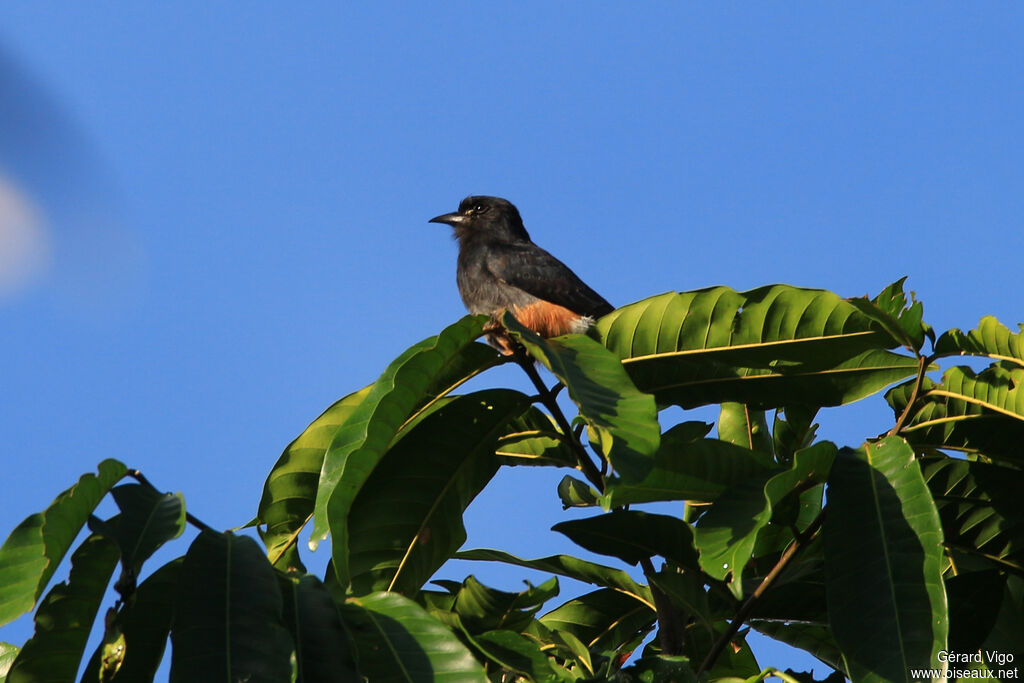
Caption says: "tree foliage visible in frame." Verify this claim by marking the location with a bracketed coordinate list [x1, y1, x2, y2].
[2, 279, 1022, 682]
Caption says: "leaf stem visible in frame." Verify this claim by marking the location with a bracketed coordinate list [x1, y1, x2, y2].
[128, 469, 215, 533]
[888, 353, 933, 437]
[696, 512, 824, 676]
[512, 349, 606, 493]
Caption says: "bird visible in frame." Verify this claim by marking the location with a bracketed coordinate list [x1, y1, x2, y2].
[430, 196, 613, 354]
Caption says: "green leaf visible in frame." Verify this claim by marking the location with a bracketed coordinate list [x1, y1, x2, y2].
[539, 588, 655, 654]
[279, 574, 361, 682]
[494, 409, 577, 468]
[600, 424, 771, 508]
[557, 475, 600, 508]
[751, 622, 846, 675]
[846, 277, 927, 352]
[503, 312, 661, 482]
[259, 385, 373, 571]
[935, 315, 1024, 367]
[718, 403, 771, 455]
[824, 436, 947, 683]
[595, 286, 919, 409]
[170, 531, 293, 683]
[90, 484, 186, 575]
[80, 558, 181, 683]
[340, 591, 487, 682]
[344, 389, 532, 595]
[621, 654, 698, 683]
[921, 456, 1024, 573]
[7, 534, 119, 683]
[0, 459, 127, 628]
[553, 510, 698, 569]
[464, 629, 554, 681]
[449, 575, 559, 634]
[694, 443, 834, 599]
[945, 569, 1005, 655]
[453, 548, 652, 606]
[310, 315, 495, 554]
[0, 643, 17, 682]
[889, 363, 1024, 464]
[771, 405, 818, 465]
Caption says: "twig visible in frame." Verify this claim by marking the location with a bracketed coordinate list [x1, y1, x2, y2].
[128, 469, 215, 533]
[512, 348, 606, 492]
[888, 353, 932, 437]
[640, 557, 687, 655]
[697, 512, 825, 676]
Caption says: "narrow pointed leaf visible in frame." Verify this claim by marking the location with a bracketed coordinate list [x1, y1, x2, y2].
[340, 591, 487, 682]
[90, 484, 186, 575]
[539, 588, 655, 654]
[259, 385, 373, 571]
[935, 315, 1024, 367]
[170, 531, 293, 683]
[343, 389, 532, 595]
[310, 315, 496, 553]
[279, 574, 361, 682]
[595, 286, 918, 409]
[600, 423, 774, 508]
[503, 312, 660, 482]
[453, 548, 652, 605]
[889, 363, 1024, 464]
[553, 510, 698, 569]
[824, 437, 947, 683]
[7, 535, 119, 683]
[0, 459, 127, 627]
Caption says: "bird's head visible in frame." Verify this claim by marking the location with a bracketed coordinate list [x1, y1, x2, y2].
[429, 196, 531, 243]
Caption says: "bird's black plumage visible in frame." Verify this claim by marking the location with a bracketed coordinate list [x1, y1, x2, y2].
[430, 196, 612, 350]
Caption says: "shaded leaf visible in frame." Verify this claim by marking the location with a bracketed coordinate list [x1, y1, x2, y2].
[311, 316, 495, 566]
[89, 484, 186, 576]
[0, 459, 127, 628]
[340, 591, 487, 682]
[504, 312, 661, 482]
[279, 574, 361, 682]
[7, 535, 119, 683]
[601, 424, 770, 508]
[751, 622, 845, 675]
[454, 548, 652, 605]
[945, 569, 1005, 655]
[824, 437, 947, 683]
[449, 575, 558, 634]
[494, 409, 577, 468]
[170, 531, 293, 683]
[935, 315, 1024, 367]
[772, 405, 818, 465]
[464, 629, 553, 681]
[718, 403, 771, 455]
[344, 389, 531, 595]
[889, 363, 1024, 464]
[557, 475, 600, 509]
[553, 510, 698, 569]
[620, 654, 697, 683]
[540, 588, 655, 655]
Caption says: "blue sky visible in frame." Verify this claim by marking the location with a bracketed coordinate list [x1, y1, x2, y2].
[1, 3, 1023, 677]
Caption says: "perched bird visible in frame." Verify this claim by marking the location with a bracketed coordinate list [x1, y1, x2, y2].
[430, 196, 613, 353]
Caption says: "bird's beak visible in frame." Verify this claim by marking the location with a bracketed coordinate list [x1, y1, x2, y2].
[429, 211, 466, 227]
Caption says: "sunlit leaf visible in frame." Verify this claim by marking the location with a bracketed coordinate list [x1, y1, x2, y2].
[824, 437, 947, 683]
[846, 277, 927, 352]
[504, 312, 660, 482]
[540, 588, 655, 655]
[718, 403, 771, 454]
[935, 315, 1024, 367]
[0, 459, 127, 628]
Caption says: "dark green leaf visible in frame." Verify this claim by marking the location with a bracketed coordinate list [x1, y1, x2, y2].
[539, 588, 655, 655]
[464, 629, 554, 680]
[601, 424, 770, 508]
[340, 591, 487, 682]
[557, 475, 600, 509]
[621, 654, 697, 683]
[280, 574, 361, 682]
[553, 510, 698, 569]
[311, 316, 496, 569]
[824, 436, 947, 683]
[453, 548, 652, 605]
[0, 460, 126, 628]
[772, 405, 818, 465]
[595, 286, 918, 409]
[494, 409, 577, 468]
[90, 484, 186, 575]
[751, 622, 845, 675]
[946, 569, 1005, 655]
[170, 531, 293, 683]
[504, 312, 661, 482]
[344, 389, 531, 595]
[449, 575, 558, 634]
[8, 534, 119, 683]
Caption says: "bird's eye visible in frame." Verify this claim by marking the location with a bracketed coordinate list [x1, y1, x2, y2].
[473, 204, 486, 214]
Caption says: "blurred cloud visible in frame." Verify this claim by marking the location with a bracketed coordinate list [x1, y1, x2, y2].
[0, 41, 142, 314]
[0, 172, 49, 298]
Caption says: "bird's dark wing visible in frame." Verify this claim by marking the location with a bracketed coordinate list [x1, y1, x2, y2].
[486, 243, 613, 318]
